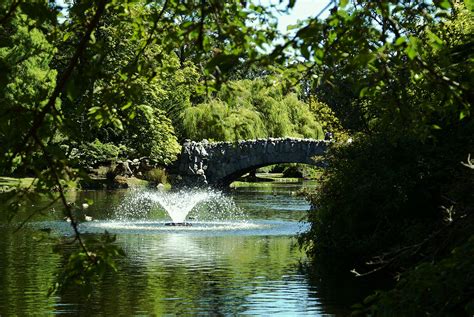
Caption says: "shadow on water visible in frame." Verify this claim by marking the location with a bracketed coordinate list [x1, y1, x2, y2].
[296, 258, 395, 316]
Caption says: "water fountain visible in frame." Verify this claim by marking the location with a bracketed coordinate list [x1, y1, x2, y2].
[17, 181, 328, 316]
[32, 187, 308, 237]
[149, 189, 216, 226]
[116, 188, 242, 225]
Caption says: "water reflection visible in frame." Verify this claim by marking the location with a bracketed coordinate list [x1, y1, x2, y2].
[54, 234, 322, 316]
[0, 183, 365, 316]
[0, 227, 59, 315]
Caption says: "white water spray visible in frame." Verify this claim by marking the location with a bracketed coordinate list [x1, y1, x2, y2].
[149, 189, 218, 223]
[116, 188, 244, 224]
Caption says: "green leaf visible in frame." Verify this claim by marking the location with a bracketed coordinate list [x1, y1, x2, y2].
[428, 32, 443, 45]
[465, 0, 474, 11]
[111, 118, 123, 130]
[328, 32, 337, 44]
[63, 32, 72, 41]
[329, 17, 339, 27]
[121, 101, 132, 111]
[296, 63, 307, 72]
[435, 0, 452, 9]
[88, 106, 101, 115]
[287, 23, 299, 31]
[315, 49, 324, 60]
[340, 0, 349, 8]
[405, 36, 420, 60]
[89, 31, 96, 44]
[394, 37, 406, 46]
[427, 31, 444, 49]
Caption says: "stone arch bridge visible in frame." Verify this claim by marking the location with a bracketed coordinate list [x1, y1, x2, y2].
[173, 138, 330, 187]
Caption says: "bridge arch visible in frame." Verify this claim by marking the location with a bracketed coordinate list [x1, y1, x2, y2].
[174, 138, 330, 187]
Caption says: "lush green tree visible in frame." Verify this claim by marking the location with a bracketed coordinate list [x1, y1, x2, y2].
[0, 8, 59, 175]
[182, 99, 267, 141]
[55, 2, 200, 164]
[183, 78, 324, 141]
[292, 1, 472, 136]
[125, 106, 181, 164]
[308, 97, 348, 141]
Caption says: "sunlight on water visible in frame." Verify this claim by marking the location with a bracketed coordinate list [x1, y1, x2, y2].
[32, 219, 308, 237]
[89, 220, 261, 231]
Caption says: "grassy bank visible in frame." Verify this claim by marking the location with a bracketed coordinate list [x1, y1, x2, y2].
[0, 177, 36, 191]
[0, 176, 156, 192]
[230, 173, 313, 188]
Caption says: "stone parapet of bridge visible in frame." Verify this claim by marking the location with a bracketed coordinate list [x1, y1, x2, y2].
[174, 137, 330, 187]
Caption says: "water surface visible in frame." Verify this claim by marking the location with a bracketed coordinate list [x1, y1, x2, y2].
[0, 182, 365, 316]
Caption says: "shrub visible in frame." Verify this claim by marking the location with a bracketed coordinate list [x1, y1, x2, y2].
[300, 129, 473, 263]
[145, 168, 168, 184]
[70, 140, 125, 168]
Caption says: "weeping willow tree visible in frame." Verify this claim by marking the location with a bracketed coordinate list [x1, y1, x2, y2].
[182, 99, 267, 141]
[182, 78, 324, 141]
[182, 100, 230, 141]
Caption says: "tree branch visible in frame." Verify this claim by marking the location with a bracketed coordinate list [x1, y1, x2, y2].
[0, 0, 22, 25]
[131, 0, 169, 66]
[33, 133, 93, 263]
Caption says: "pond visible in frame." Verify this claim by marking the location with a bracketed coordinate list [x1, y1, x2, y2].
[0, 181, 370, 316]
